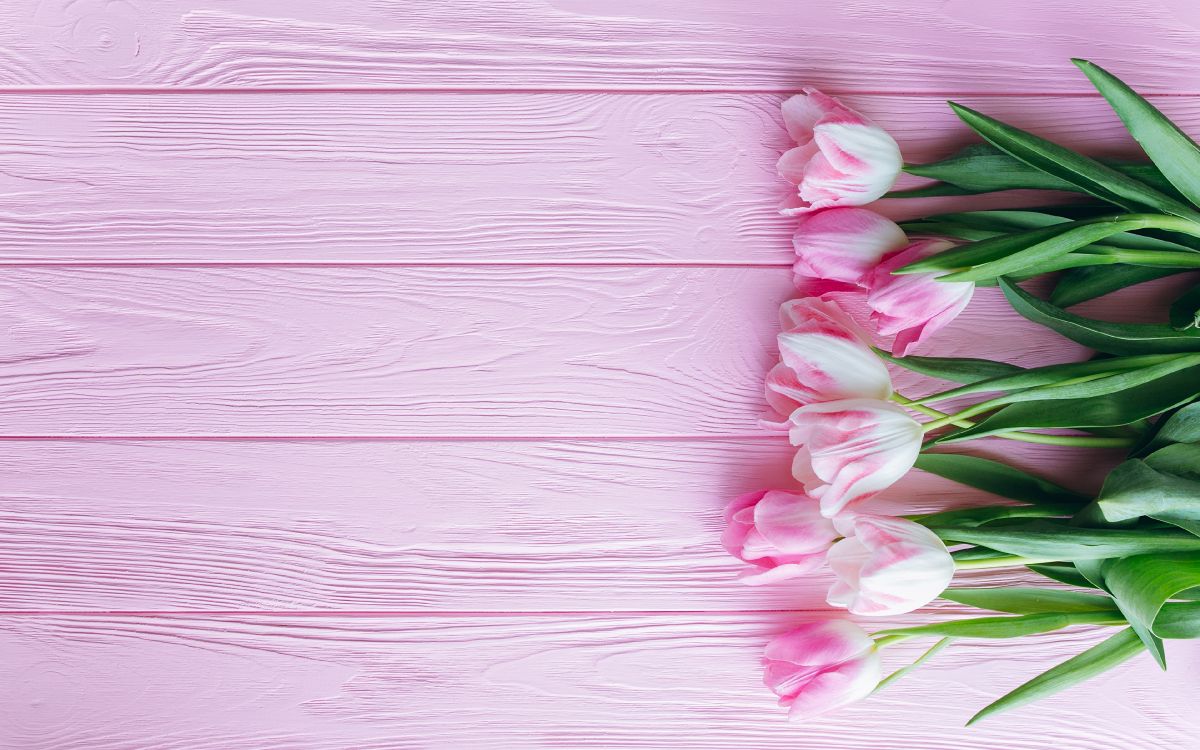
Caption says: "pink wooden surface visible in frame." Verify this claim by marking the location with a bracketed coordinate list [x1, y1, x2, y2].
[2, 1, 1200, 747]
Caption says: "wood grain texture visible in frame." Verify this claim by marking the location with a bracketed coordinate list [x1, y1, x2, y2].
[2, 267, 1180, 437]
[1, 0, 1199, 90]
[0, 437, 1114, 613]
[3, 612, 1198, 749]
[6, 93, 1200, 263]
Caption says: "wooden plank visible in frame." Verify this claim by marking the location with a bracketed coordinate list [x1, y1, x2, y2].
[0, 1, 1197, 91]
[0, 266, 1174, 437]
[0, 437, 1111, 613]
[4, 93, 1200, 263]
[2, 612, 1196, 748]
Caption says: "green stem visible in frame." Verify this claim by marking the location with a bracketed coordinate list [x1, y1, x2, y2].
[954, 554, 1059, 570]
[1075, 247, 1200, 268]
[895, 393, 1134, 448]
[873, 638, 952, 694]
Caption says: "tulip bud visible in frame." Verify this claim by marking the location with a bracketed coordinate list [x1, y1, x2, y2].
[787, 399, 924, 517]
[868, 239, 975, 356]
[762, 620, 882, 721]
[722, 489, 840, 585]
[765, 298, 893, 418]
[792, 208, 909, 288]
[826, 514, 955, 616]
[777, 89, 902, 214]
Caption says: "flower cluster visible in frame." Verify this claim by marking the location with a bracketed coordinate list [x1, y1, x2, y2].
[724, 61, 1200, 726]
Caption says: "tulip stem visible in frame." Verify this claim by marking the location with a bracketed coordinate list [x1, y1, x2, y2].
[873, 637, 953, 694]
[894, 392, 1134, 448]
[953, 554, 1057, 570]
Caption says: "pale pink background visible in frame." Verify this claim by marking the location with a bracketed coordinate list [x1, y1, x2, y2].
[1, 1, 1199, 747]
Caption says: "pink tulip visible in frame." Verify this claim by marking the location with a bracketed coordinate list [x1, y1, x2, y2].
[787, 399, 924, 517]
[792, 208, 909, 288]
[868, 239, 975, 356]
[826, 514, 955, 616]
[765, 298, 892, 418]
[777, 89, 902, 214]
[722, 489, 841, 585]
[763, 620, 881, 721]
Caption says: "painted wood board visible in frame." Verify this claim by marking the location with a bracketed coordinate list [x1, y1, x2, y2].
[1, 1, 1198, 91]
[3, 613, 1197, 749]
[4, 93, 1200, 264]
[0, 437, 1114, 613]
[3, 268, 1182, 437]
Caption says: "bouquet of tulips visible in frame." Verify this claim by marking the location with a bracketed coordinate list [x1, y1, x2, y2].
[729, 59, 1200, 724]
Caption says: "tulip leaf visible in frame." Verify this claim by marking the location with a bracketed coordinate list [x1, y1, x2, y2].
[939, 587, 1117, 615]
[935, 363, 1200, 442]
[1094, 454, 1200, 526]
[1105, 553, 1200, 639]
[874, 348, 1024, 383]
[931, 522, 1200, 560]
[902, 142, 1183, 198]
[967, 627, 1144, 725]
[1075, 59, 1200, 208]
[948, 102, 1200, 221]
[875, 611, 1120, 640]
[1028, 562, 1101, 589]
[1072, 557, 1166, 668]
[1001, 278, 1200, 354]
[940, 219, 1166, 283]
[885, 182, 976, 199]
[1141, 404, 1200, 453]
[1154, 601, 1200, 639]
[1052, 265, 1187, 307]
[896, 223, 1080, 275]
[913, 453, 1088, 508]
[1169, 283, 1200, 331]
[921, 353, 1180, 404]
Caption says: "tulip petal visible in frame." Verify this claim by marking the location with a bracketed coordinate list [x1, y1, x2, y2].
[785, 651, 882, 722]
[753, 490, 839, 555]
[764, 620, 874, 666]
[792, 208, 909, 287]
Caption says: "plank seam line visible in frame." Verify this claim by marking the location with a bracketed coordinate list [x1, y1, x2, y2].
[0, 262, 794, 269]
[0, 434, 786, 442]
[0, 609, 870, 617]
[0, 88, 1197, 97]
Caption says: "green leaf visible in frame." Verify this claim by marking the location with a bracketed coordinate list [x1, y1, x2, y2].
[1028, 563, 1101, 589]
[1154, 601, 1200, 638]
[931, 522, 1200, 560]
[1095, 456, 1200, 525]
[949, 102, 1200, 221]
[939, 587, 1117, 615]
[1169, 283, 1200, 331]
[885, 182, 976, 199]
[874, 348, 1024, 383]
[967, 628, 1144, 725]
[936, 362, 1200, 442]
[1073, 557, 1166, 668]
[942, 219, 1171, 284]
[921, 353, 1182, 405]
[875, 611, 1120, 640]
[913, 453, 1088, 508]
[897, 223, 1086, 275]
[1075, 59, 1200, 208]
[1105, 553, 1200, 638]
[1002, 278, 1200, 354]
[1052, 265, 1186, 307]
[902, 143, 1184, 198]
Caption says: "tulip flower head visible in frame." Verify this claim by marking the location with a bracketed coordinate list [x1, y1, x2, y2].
[766, 298, 893, 418]
[763, 620, 882, 721]
[787, 399, 924, 517]
[777, 89, 903, 215]
[826, 514, 955, 616]
[722, 489, 841, 585]
[868, 239, 975, 356]
[792, 207, 909, 288]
